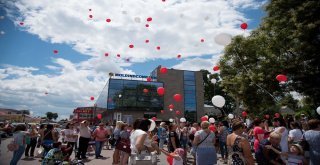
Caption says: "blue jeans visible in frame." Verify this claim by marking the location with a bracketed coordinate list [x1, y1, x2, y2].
[95, 141, 104, 157]
[159, 138, 165, 149]
[219, 141, 228, 159]
[10, 145, 25, 165]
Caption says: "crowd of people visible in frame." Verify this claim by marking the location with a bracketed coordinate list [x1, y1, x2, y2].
[2, 115, 320, 165]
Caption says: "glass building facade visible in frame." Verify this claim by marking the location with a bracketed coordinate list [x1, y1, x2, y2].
[96, 79, 164, 112]
[184, 71, 197, 122]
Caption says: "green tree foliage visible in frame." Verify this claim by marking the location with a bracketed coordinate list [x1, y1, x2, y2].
[46, 112, 58, 120]
[219, 0, 320, 115]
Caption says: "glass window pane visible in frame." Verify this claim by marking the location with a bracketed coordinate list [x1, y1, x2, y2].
[184, 85, 196, 91]
[184, 81, 195, 85]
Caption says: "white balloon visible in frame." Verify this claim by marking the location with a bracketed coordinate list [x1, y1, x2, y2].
[211, 95, 226, 108]
[134, 17, 141, 23]
[169, 118, 174, 122]
[317, 106, 320, 115]
[169, 108, 173, 111]
[149, 119, 156, 131]
[214, 33, 232, 46]
[211, 79, 217, 84]
[228, 114, 234, 119]
[209, 118, 215, 123]
[180, 118, 186, 123]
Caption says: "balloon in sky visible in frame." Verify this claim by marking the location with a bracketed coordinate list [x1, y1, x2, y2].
[90, 96, 94, 101]
[214, 33, 232, 46]
[240, 23, 248, 29]
[129, 44, 134, 48]
[145, 39, 149, 43]
[104, 53, 109, 56]
[211, 79, 217, 84]
[117, 54, 121, 57]
[211, 95, 225, 108]
[156, 46, 161, 50]
[276, 74, 287, 82]
[143, 89, 149, 93]
[169, 118, 173, 122]
[134, 17, 141, 23]
[89, 15, 93, 18]
[213, 66, 220, 71]
[97, 114, 102, 119]
[19, 22, 24, 26]
[147, 17, 152, 22]
[145, 24, 149, 27]
[200, 39, 205, 42]
[160, 67, 167, 74]
[146, 77, 152, 82]
[157, 87, 165, 95]
[168, 104, 174, 109]
[177, 54, 181, 58]
[173, 94, 182, 102]
[53, 50, 58, 54]
[106, 18, 111, 22]
[242, 111, 248, 117]
[228, 114, 234, 119]
[176, 110, 181, 115]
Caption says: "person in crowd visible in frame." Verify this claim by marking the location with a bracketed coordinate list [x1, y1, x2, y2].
[288, 121, 303, 144]
[105, 122, 113, 150]
[265, 143, 307, 165]
[189, 123, 200, 135]
[37, 124, 46, 148]
[177, 120, 188, 163]
[41, 142, 71, 165]
[24, 124, 38, 158]
[168, 123, 181, 152]
[273, 117, 289, 160]
[227, 120, 254, 165]
[218, 121, 229, 164]
[62, 123, 78, 157]
[9, 124, 30, 165]
[304, 119, 320, 165]
[255, 132, 285, 165]
[119, 123, 130, 165]
[129, 119, 159, 164]
[76, 120, 92, 160]
[112, 121, 124, 165]
[41, 124, 58, 160]
[193, 121, 217, 165]
[253, 118, 267, 154]
[157, 122, 167, 149]
[161, 148, 185, 165]
[93, 122, 109, 159]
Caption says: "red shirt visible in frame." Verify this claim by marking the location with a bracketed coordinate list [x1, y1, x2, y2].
[93, 127, 108, 141]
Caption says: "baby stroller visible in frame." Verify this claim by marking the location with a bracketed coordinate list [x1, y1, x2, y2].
[53, 146, 84, 165]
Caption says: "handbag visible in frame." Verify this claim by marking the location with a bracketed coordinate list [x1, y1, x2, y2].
[116, 138, 131, 154]
[36, 147, 44, 158]
[109, 134, 117, 146]
[7, 136, 19, 152]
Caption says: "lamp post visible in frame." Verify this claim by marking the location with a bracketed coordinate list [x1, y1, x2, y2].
[94, 103, 97, 125]
[117, 94, 122, 121]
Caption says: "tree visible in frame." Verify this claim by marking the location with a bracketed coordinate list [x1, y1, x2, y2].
[52, 113, 58, 120]
[46, 112, 54, 120]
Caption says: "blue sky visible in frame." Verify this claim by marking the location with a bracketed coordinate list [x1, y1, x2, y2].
[0, 0, 266, 119]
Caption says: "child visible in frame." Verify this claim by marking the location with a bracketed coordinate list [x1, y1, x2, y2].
[266, 144, 307, 165]
[161, 148, 184, 165]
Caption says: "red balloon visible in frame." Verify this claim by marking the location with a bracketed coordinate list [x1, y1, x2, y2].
[242, 111, 248, 117]
[168, 104, 174, 109]
[201, 116, 208, 122]
[265, 114, 270, 119]
[240, 23, 248, 30]
[90, 96, 94, 101]
[143, 89, 149, 93]
[156, 46, 161, 50]
[129, 44, 134, 48]
[45, 92, 48, 95]
[160, 110, 164, 113]
[145, 39, 149, 43]
[166, 155, 173, 165]
[106, 18, 111, 22]
[177, 54, 181, 58]
[147, 17, 152, 22]
[19, 22, 24, 26]
[151, 117, 157, 121]
[89, 15, 93, 18]
[176, 110, 181, 115]
[157, 87, 165, 95]
[213, 65, 219, 71]
[173, 94, 182, 102]
[162, 0, 166, 2]
[209, 125, 216, 132]
[53, 50, 58, 54]
[146, 77, 152, 82]
[160, 67, 167, 74]
[275, 113, 280, 118]
[117, 54, 120, 57]
[97, 114, 102, 119]
[276, 74, 287, 82]
[201, 39, 205, 42]
[145, 24, 149, 27]
[104, 53, 109, 56]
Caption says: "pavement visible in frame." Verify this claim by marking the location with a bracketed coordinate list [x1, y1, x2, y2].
[0, 137, 227, 165]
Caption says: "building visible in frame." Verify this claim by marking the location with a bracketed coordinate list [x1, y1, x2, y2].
[0, 108, 41, 123]
[72, 107, 105, 124]
[95, 66, 204, 124]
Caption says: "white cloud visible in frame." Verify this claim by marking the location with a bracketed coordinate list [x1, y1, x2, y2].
[1, 0, 264, 119]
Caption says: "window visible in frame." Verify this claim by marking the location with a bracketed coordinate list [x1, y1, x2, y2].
[184, 71, 197, 120]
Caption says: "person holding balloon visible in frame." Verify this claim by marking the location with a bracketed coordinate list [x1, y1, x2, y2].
[273, 117, 289, 161]
[161, 148, 185, 165]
